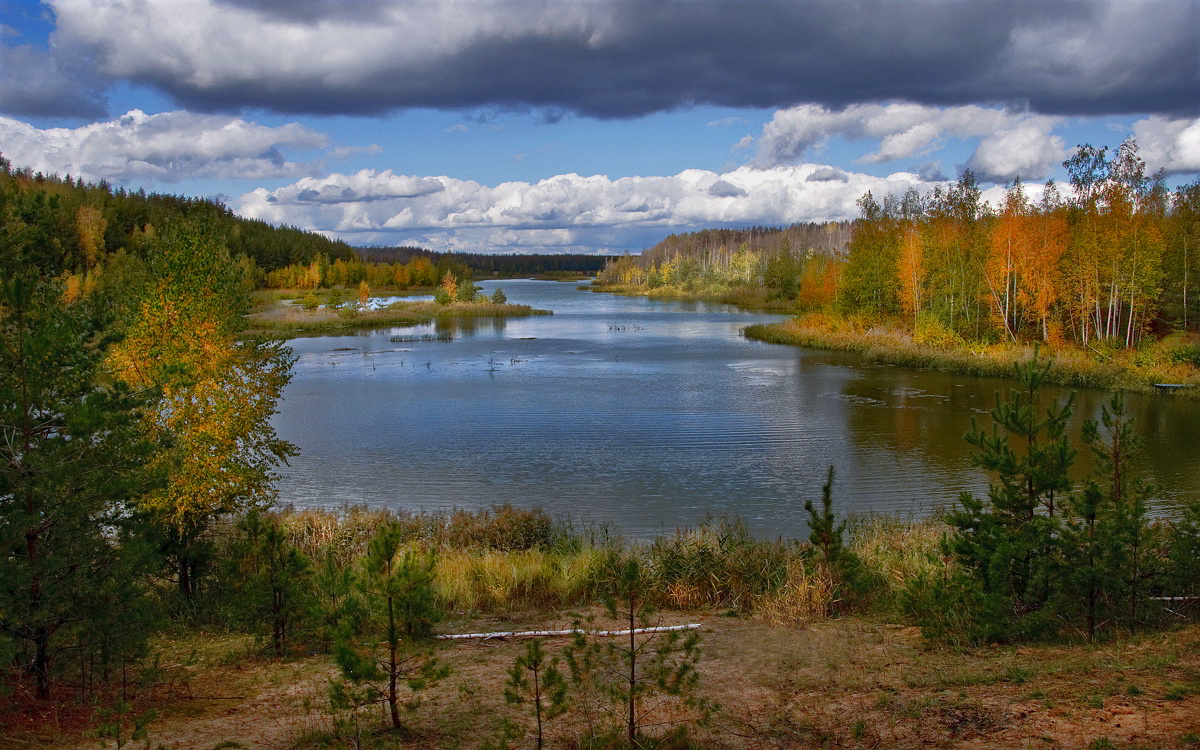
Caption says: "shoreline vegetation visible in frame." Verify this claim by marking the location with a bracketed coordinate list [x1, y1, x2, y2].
[11, 503, 1200, 750]
[243, 287, 551, 337]
[590, 136, 1200, 396]
[742, 315, 1200, 394]
[591, 281, 1200, 394]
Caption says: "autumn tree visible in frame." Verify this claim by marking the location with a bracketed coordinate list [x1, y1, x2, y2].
[107, 219, 295, 596]
[984, 179, 1032, 341]
[75, 204, 107, 269]
[896, 224, 926, 326]
[839, 191, 901, 315]
[1022, 183, 1068, 342]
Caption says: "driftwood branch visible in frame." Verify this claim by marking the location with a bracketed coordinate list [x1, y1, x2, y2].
[435, 624, 701, 642]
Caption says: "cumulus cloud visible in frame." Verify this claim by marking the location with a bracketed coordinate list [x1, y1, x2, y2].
[1132, 116, 1200, 176]
[237, 164, 950, 252]
[965, 123, 1068, 183]
[40, 0, 1199, 119]
[752, 102, 1066, 182]
[0, 109, 330, 183]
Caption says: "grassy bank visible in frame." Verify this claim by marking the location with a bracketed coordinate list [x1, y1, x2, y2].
[586, 282, 1200, 394]
[8, 504, 1199, 749]
[243, 289, 551, 337]
[588, 281, 799, 313]
[744, 313, 1200, 394]
[224, 504, 943, 620]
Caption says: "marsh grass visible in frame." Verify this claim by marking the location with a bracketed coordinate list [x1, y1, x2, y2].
[234, 507, 946, 621]
[744, 315, 1200, 394]
[241, 295, 549, 337]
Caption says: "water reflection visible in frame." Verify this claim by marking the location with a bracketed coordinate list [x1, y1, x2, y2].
[433, 316, 508, 336]
[272, 280, 1199, 539]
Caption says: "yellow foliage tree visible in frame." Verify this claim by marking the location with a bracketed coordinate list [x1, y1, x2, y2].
[108, 220, 295, 594]
[76, 204, 106, 269]
[897, 225, 925, 327]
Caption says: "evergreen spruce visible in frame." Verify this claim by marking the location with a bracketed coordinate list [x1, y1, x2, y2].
[0, 276, 158, 699]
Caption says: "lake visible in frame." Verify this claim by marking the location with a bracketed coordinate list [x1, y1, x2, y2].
[272, 279, 1200, 539]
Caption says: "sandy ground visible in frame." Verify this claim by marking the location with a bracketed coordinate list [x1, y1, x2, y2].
[6, 613, 1199, 750]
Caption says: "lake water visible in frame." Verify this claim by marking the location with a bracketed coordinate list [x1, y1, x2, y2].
[272, 279, 1200, 539]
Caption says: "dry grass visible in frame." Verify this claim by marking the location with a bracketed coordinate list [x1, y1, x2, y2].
[22, 617, 1199, 750]
[744, 314, 1200, 395]
[241, 295, 549, 337]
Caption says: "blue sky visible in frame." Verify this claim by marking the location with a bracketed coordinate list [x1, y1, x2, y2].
[1, 0, 1197, 254]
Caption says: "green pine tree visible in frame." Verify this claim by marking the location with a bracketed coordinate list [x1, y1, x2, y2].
[0, 275, 158, 699]
[944, 352, 1075, 641]
[330, 521, 449, 732]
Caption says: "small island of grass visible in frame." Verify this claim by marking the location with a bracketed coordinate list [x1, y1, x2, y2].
[243, 283, 550, 338]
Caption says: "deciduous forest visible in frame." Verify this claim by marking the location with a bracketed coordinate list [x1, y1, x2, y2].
[599, 139, 1200, 388]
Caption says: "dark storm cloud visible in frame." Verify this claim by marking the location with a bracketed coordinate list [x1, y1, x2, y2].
[48, 0, 1200, 120]
[0, 39, 107, 118]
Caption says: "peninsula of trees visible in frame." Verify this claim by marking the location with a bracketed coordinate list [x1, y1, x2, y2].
[597, 138, 1200, 389]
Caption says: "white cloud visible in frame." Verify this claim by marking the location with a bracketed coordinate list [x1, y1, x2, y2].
[1132, 116, 1200, 176]
[238, 164, 950, 252]
[966, 125, 1068, 183]
[0, 109, 330, 183]
[752, 102, 1066, 183]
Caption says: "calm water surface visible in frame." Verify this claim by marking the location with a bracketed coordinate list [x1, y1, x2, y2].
[272, 280, 1200, 539]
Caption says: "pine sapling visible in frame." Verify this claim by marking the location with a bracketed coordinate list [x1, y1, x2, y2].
[504, 638, 568, 750]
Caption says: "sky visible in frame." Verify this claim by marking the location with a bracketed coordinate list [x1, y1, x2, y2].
[1, 0, 1198, 254]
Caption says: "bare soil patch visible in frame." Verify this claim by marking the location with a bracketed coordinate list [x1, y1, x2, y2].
[10, 615, 1199, 750]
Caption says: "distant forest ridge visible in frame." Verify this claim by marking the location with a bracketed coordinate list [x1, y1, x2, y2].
[1, 155, 852, 280]
[354, 245, 614, 276]
[640, 222, 854, 266]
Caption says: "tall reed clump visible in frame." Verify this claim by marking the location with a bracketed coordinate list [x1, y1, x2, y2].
[643, 517, 795, 612]
[202, 503, 960, 632]
[432, 548, 612, 613]
[846, 514, 949, 611]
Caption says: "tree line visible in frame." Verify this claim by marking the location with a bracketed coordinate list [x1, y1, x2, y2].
[841, 138, 1197, 348]
[599, 138, 1200, 351]
[2, 156, 301, 701]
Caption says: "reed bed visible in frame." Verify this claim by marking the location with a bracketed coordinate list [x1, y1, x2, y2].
[247, 506, 947, 621]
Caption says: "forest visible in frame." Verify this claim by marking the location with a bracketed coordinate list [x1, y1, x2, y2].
[599, 138, 1200, 377]
[2, 147, 1200, 748]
